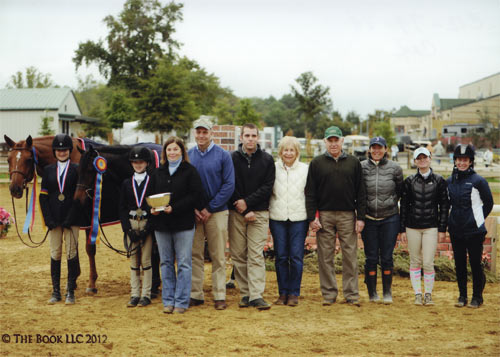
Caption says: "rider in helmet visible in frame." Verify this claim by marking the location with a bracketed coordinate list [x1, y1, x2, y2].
[39, 134, 80, 305]
[119, 145, 155, 307]
[448, 144, 493, 308]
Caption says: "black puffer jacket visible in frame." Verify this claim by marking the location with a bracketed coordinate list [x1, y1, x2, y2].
[361, 158, 403, 219]
[400, 169, 449, 232]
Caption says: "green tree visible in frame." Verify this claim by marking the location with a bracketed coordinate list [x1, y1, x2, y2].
[290, 71, 332, 138]
[136, 58, 197, 136]
[6, 66, 56, 88]
[373, 121, 396, 148]
[73, 0, 183, 91]
[345, 111, 361, 133]
[38, 114, 54, 135]
[105, 90, 137, 129]
[367, 110, 392, 137]
[235, 99, 261, 126]
[212, 89, 239, 125]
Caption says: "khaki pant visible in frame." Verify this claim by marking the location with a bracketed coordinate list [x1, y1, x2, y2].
[406, 227, 437, 273]
[49, 226, 79, 260]
[228, 210, 269, 301]
[191, 210, 229, 301]
[129, 219, 152, 299]
[317, 211, 359, 301]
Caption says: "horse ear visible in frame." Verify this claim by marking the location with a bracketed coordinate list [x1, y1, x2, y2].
[4, 135, 15, 148]
[26, 135, 33, 148]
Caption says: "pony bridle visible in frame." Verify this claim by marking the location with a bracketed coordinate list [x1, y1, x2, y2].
[9, 147, 36, 189]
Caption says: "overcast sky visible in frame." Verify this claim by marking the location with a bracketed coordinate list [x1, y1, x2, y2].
[1, 0, 499, 118]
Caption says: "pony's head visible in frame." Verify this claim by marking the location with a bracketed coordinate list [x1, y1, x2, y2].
[74, 145, 99, 205]
[4, 135, 36, 198]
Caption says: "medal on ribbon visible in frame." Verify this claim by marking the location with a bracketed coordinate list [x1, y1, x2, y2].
[89, 156, 107, 245]
[56, 160, 70, 202]
[132, 175, 149, 220]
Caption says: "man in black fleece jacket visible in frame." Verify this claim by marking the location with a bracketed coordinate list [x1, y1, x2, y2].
[305, 126, 366, 306]
[229, 123, 275, 310]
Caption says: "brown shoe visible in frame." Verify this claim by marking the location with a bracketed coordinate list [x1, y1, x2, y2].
[287, 295, 299, 306]
[274, 295, 288, 305]
[214, 300, 227, 310]
[173, 307, 187, 314]
[163, 306, 174, 314]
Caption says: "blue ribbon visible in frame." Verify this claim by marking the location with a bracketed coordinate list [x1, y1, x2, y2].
[89, 156, 107, 245]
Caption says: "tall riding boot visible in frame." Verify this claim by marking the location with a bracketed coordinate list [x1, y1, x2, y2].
[65, 256, 79, 305]
[48, 259, 61, 304]
[151, 242, 161, 298]
[365, 271, 379, 302]
[382, 269, 393, 304]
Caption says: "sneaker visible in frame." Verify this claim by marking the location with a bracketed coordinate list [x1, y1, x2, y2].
[274, 295, 288, 305]
[287, 295, 299, 307]
[127, 296, 140, 307]
[322, 298, 336, 306]
[238, 296, 250, 308]
[163, 305, 174, 314]
[249, 298, 271, 310]
[423, 293, 434, 306]
[189, 298, 204, 307]
[468, 297, 483, 309]
[138, 297, 151, 307]
[455, 296, 467, 308]
[346, 299, 361, 307]
[414, 294, 423, 306]
[214, 300, 227, 310]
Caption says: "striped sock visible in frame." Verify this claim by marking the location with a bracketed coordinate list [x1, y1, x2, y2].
[410, 268, 422, 295]
[424, 271, 435, 295]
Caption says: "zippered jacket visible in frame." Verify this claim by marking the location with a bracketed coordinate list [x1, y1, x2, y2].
[400, 169, 449, 232]
[447, 168, 493, 237]
[361, 158, 403, 219]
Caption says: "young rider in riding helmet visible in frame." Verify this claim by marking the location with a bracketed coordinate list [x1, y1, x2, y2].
[39, 134, 80, 305]
[447, 144, 493, 308]
[119, 146, 156, 307]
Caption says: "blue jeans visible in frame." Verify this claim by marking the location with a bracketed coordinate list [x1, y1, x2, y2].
[155, 227, 195, 309]
[269, 219, 308, 296]
[361, 214, 400, 272]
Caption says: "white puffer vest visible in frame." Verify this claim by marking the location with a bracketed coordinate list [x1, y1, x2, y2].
[269, 159, 308, 221]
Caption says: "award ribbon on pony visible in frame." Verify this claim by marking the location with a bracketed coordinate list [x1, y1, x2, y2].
[22, 147, 39, 233]
[89, 156, 107, 244]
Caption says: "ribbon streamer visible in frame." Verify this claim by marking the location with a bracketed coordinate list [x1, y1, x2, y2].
[22, 147, 39, 233]
[89, 156, 107, 245]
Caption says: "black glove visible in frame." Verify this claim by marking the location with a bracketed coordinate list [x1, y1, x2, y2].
[46, 221, 57, 230]
[61, 220, 72, 229]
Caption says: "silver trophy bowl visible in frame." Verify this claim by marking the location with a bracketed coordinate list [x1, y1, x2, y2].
[146, 192, 171, 212]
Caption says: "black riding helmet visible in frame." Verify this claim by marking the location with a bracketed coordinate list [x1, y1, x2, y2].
[129, 146, 152, 163]
[453, 144, 475, 161]
[52, 134, 73, 157]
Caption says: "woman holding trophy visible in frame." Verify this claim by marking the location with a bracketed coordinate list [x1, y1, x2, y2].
[149, 137, 205, 314]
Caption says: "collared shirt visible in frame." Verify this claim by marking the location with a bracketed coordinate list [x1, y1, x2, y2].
[195, 141, 215, 157]
[133, 172, 147, 186]
[325, 150, 347, 161]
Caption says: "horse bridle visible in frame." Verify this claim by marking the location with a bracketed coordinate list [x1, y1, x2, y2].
[8, 147, 36, 189]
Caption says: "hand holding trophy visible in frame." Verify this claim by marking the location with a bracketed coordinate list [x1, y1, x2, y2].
[146, 193, 171, 215]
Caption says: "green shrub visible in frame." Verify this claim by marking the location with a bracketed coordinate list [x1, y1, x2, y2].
[265, 247, 498, 283]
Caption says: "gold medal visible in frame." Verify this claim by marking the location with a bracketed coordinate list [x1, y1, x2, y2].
[58, 193, 65, 201]
[135, 208, 143, 217]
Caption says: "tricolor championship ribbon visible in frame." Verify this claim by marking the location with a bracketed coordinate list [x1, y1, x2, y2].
[89, 156, 107, 244]
[22, 147, 39, 233]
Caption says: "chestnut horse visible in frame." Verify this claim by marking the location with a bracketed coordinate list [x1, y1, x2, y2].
[4, 135, 107, 293]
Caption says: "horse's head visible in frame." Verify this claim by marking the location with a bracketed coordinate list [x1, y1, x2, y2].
[74, 145, 99, 206]
[4, 135, 36, 199]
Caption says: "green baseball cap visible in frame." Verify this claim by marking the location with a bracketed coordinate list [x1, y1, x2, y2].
[324, 126, 343, 139]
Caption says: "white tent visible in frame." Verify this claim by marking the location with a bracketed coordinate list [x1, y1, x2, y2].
[113, 121, 157, 144]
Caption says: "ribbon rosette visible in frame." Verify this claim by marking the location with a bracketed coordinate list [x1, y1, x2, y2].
[89, 156, 107, 244]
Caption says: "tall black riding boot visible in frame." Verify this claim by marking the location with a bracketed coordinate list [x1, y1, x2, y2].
[365, 271, 379, 302]
[151, 242, 161, 298]
[48, 259, 61, 304]
[382, 269, 393, 304]
[65, 256, 79, 305]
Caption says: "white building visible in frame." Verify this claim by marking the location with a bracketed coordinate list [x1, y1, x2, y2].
[0, 88, 97, 141]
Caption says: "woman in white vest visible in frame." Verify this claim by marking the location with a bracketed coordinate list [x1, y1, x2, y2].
[269, 136, 309, 306]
